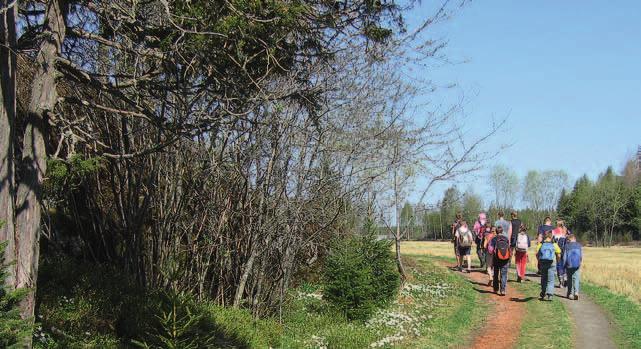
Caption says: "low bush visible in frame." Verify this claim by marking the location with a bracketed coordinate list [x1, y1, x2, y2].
[323, 223, 400, 321]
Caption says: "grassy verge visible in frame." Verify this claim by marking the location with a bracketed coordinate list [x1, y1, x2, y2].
[278, 255, 488, 348]
[425, 254, 573, 349]
[36, 255, 487, 348]
[582, 282, 641, 349]
[512, 280, 573, 349]
[404, 256, 488, 348]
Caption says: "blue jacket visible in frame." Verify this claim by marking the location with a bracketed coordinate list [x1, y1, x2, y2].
[563, 241, 583, 269]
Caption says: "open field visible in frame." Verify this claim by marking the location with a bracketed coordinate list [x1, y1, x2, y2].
[402, 241, 641, 304]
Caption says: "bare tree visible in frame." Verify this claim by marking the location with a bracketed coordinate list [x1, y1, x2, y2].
[489, 164, 519, 209]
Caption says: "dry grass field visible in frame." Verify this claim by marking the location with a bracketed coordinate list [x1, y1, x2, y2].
[401, 241, 641, 304]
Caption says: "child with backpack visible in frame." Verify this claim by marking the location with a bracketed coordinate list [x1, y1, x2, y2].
[536, 217, 555, 274]
[484, 225, 497, 285]
[514, 224, 531, 283]
[490, 226, 511, 296]
[536, 231, 562, 301]
[563, 233, 583, 300]
[455, 221, 474, 273]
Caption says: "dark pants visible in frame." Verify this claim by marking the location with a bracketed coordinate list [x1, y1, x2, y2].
[493, 259, 509, 293]
[477, 245, 486, 268]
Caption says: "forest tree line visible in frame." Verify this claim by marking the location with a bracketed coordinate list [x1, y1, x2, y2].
[397, 159, 641, 245]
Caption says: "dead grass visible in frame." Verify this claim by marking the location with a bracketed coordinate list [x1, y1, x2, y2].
[401, 241, 641, 304]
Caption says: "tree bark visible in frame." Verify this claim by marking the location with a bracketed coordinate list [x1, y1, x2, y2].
[0, 0, 17, 287]
[14, 0, 66, 328]
[393, 167, 407, 282]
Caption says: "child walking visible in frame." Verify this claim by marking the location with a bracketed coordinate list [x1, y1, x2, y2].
[563, 233, 583, 300]
[484, 225, 497, 286]
[490, 226, 511, 296]
[455, 221, 474, 273]
[536, 231, 562, 301]
[514, 225, 531, 283]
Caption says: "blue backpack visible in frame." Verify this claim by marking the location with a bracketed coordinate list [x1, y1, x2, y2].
[538, 242, 555, 261]
[565, 244, 582, 269]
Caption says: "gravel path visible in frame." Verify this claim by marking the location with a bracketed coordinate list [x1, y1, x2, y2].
[445, 261, 617, 349]
[525, 272, 616, 349]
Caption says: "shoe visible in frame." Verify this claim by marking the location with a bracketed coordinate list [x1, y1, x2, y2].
[574, 295, 579, 301]
[539, 293, 545, 301]
[517, 276, 522, 283]
[500, 290, 506, 296]
[546, 294, 552, 301]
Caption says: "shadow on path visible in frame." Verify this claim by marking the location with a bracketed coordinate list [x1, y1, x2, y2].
[527, 273, 616, 349]
[509, 296, 536, 303]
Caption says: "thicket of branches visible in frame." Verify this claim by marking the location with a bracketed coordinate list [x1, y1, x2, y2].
[1, 0, 506, 342]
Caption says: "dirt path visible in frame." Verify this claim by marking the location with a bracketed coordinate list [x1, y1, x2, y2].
[441, 263, 526, 349]
[526, 272, 616, 349]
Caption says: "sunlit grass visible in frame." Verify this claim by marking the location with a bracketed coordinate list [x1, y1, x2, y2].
[401, 241, 641, 304]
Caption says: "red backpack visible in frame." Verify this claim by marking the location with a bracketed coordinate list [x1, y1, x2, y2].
[495, 235, 511, 261]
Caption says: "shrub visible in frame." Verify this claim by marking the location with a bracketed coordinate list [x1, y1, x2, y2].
[133, 291, 217, 349]
[323, 223, 400, 321]
[0, 240, 32, 348]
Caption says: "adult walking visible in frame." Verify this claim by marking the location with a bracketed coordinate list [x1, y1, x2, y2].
[537, 216, 554, 243]
[495, 211, 512, 240]
[473, 212, 488, 268]
[489, 226, 511, 296]
[553, 220, 569, 287]
[537, 231, 562, 301]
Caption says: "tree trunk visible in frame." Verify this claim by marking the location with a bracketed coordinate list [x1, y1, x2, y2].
[393, 168, 406, 282]
[0, 0, 17, 287]
[14, 0, 66, 329]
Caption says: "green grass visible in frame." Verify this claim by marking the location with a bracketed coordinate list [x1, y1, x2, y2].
[582, 282, 641, 349]
[407, 256, 488, 349]
[423, 255, 573, 349]
[513, 280, 573, 349]
[278, 255, 488, 348]
[36, 255, 490, 348]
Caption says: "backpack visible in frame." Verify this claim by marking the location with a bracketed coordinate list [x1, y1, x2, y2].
[565, 244, 582, 269]
[538, 242, 555, 261]
[458, 228, 473, 247]
[495, 235, 511, 261]
[516, 233, 529, 252]
[482, 230, 491, 248]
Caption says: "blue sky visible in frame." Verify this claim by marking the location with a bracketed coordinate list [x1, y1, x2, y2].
[406, 1, 641, 206]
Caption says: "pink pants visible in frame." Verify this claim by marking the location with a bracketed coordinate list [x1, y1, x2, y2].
[515, 251, 528, 278]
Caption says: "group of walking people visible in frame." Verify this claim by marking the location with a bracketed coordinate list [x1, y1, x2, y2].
[451, 211, 583, 301]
